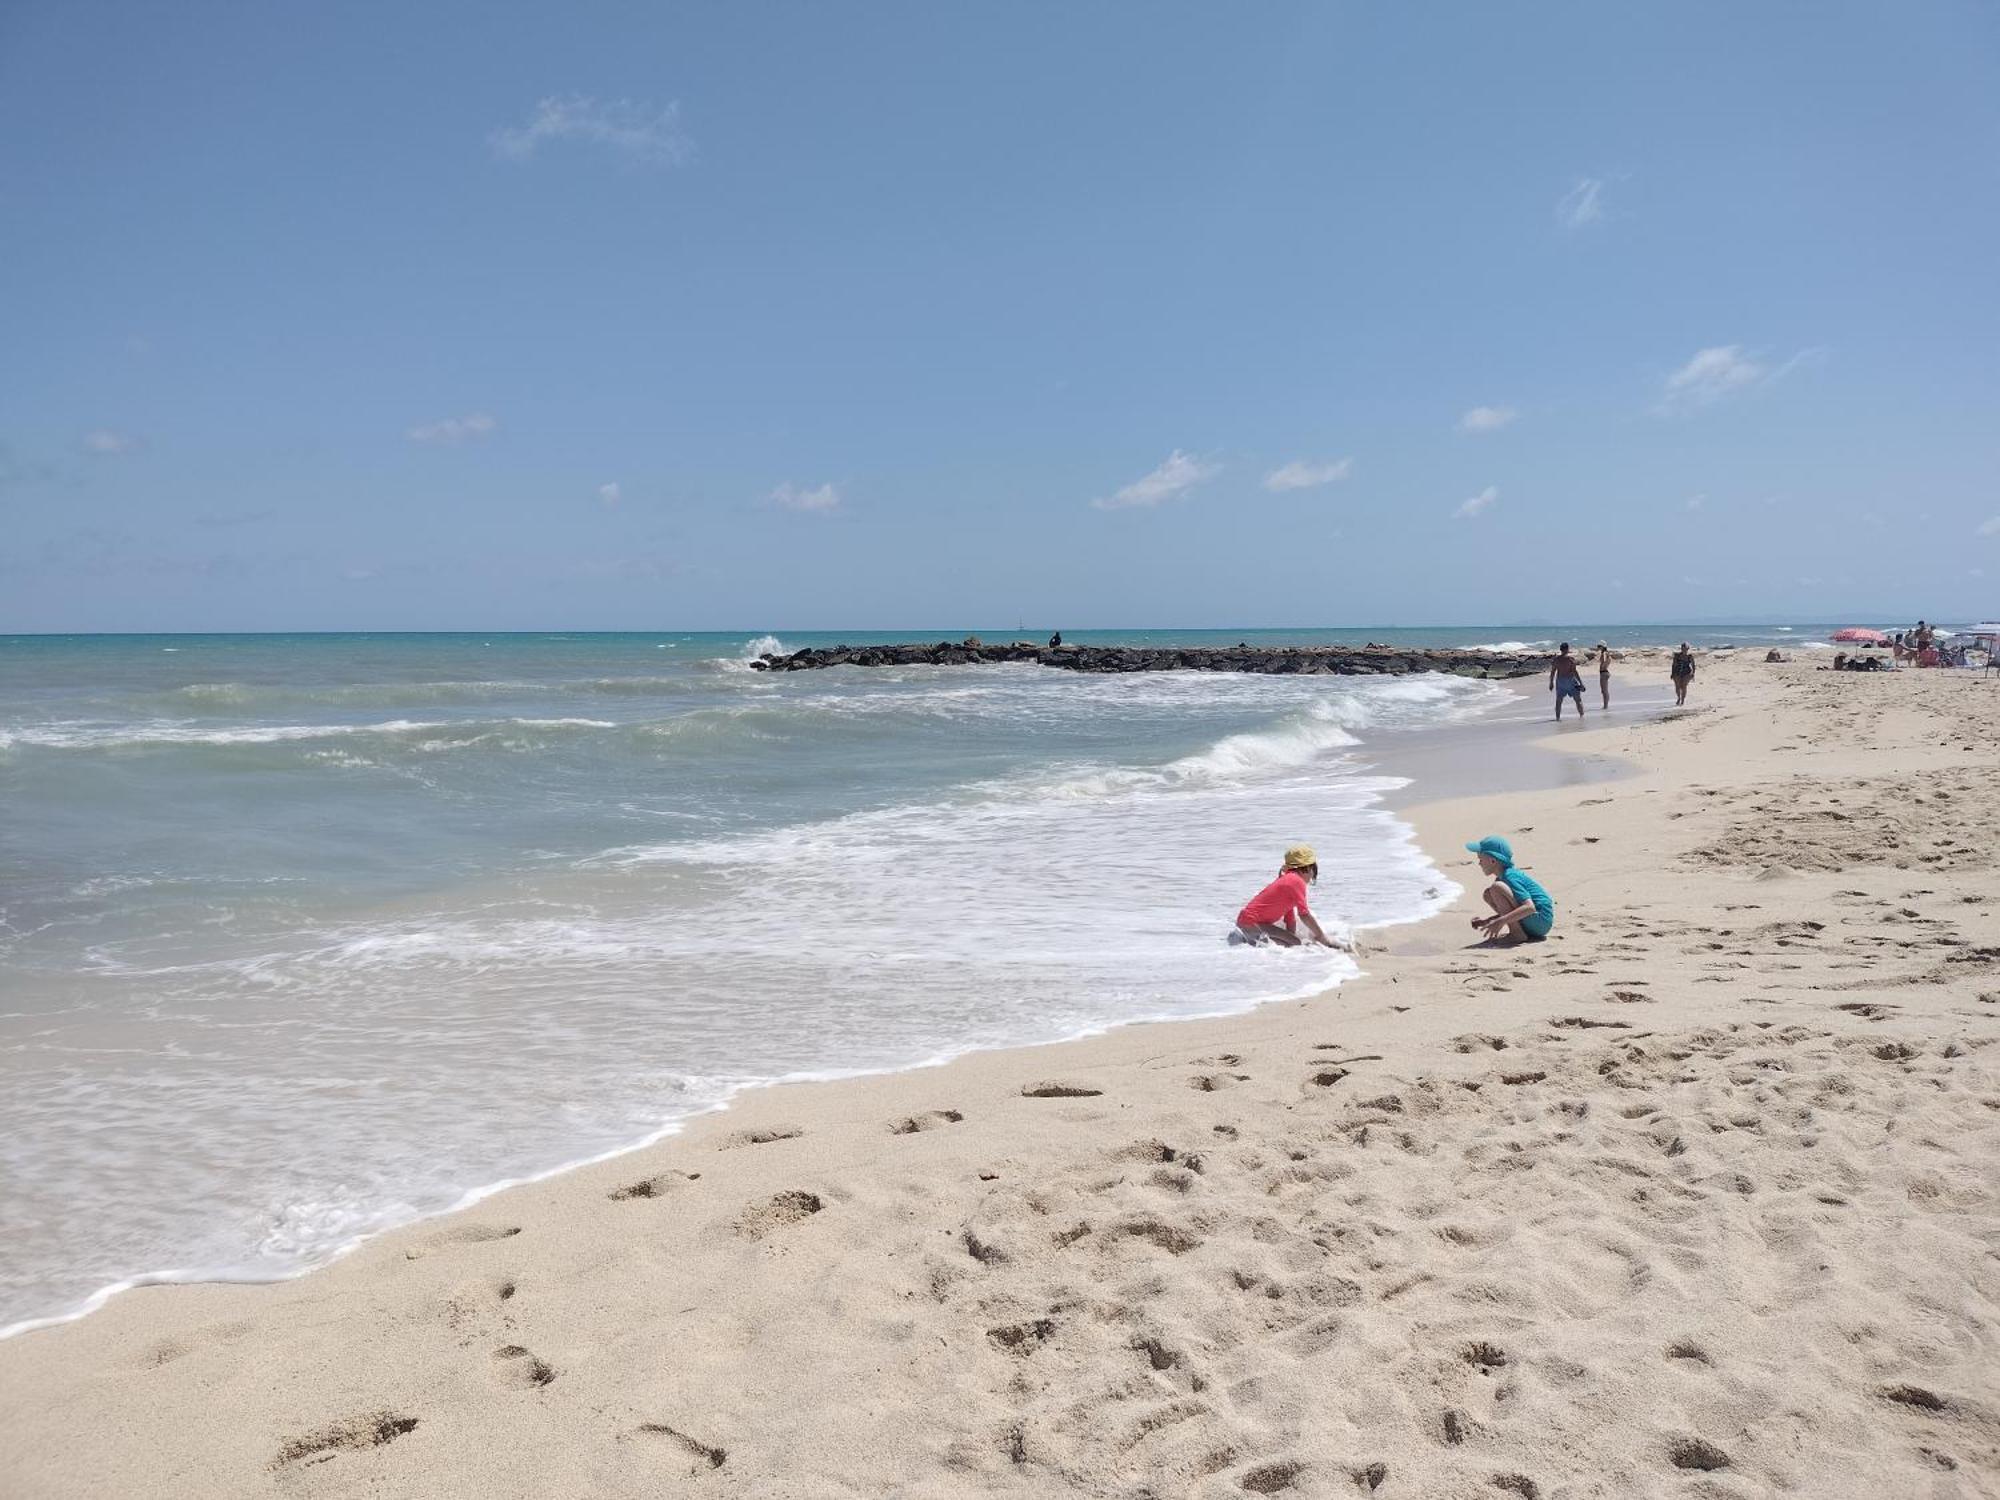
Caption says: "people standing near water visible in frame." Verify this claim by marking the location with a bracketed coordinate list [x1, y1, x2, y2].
[1549, 643, 1586, 721]
[1466, 835, 1555, 944]
[1235, 845, 1347, 949]
[1671, 642, 1696, 706]
[1594, 641, 1613, 710]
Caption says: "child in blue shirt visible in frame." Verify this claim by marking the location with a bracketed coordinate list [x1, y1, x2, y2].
[1465, 835, 1555, 943]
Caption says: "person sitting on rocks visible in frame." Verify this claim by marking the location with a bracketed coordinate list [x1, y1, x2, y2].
[1235, 845, 1346, 949]
[1466, 835, 1555, 944]
[1048, 631, 1062, 648]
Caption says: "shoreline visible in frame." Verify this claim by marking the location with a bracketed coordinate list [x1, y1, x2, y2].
[4, 650, 1995, 1498]
[0, 663, 1620, 1346]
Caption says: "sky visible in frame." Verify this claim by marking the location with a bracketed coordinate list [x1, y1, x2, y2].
[3, 1, 1998, 632]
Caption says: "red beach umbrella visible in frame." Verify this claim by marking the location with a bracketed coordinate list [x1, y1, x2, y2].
[1829, 627, 1889, 644]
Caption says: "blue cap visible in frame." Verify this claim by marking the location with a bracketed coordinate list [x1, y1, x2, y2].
[1465, 835, 1515, 867]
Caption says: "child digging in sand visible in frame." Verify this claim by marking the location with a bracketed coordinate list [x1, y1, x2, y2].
[1466, 835, 1555, 944]
[1235, 845, 1348, 949]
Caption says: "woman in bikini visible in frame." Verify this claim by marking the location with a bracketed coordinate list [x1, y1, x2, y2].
[1594, 641, 1612, 710]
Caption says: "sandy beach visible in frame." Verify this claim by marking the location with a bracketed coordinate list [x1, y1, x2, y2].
[3, 650, 1996, 1499]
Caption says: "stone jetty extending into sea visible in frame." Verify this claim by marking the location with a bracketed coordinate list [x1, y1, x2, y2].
[749, 640, 1541, 678]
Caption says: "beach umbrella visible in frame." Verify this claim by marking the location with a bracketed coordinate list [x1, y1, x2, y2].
[1829, 627, 1889, 644]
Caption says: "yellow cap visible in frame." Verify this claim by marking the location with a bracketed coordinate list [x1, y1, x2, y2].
[1283, 844, 1317, 871]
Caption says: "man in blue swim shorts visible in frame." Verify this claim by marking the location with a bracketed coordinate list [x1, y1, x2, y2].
[1465, 835, 1555, 944]
[1549, 642, 1586, 721]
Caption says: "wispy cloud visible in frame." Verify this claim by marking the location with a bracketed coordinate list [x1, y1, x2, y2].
[1093, 450, 1219, 511]
[1454, 485, 1498, 520]
[1686, 494, 1706, 512]
[1978, 515, 2000, 537]
[1663, 346, 1764, 405]
[1556, 177, 1605, 229]
[407, 412, 497, 445]
[1659, 344, 1825, 411]
[82, 428, 138, 455]
[1262, 458, 1351, 492]
[770, 481, 840, 513]
[1457, 405, 1516, 434]
[598, 481, 622, 508]
[491, 95, 693, 167]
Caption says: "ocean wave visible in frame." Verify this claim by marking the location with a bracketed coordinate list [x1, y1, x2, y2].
[1466, 639, 1553, 653]
[162, 677, 706, 712]
[0, 716, 616, 752]
[704, 634, 788, 674]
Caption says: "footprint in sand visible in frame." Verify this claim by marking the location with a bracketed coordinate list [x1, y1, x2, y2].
[272, 1412, 420, 1469]
[610, 1170, 700, 1201]
[716, 1125, 803, 1150]
[1188, 1072, 1250, 1092]
[492, 1344, 557, 1389]
[734, 1189, 824, 1240]
[1667, 1437, 1731, 1472]
[636, 1423, 728, 1473]
[403, 1223, 521, 1260]
[1238, 1459, 1307, 1493]
[890, 1109, 965, 1134]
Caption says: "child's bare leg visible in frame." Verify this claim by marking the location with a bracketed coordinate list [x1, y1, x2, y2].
[1476, 883, 1521, 943]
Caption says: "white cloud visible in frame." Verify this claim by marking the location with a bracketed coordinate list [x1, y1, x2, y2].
[598, 481, 622, 507]
[1556, 177, 1605, 229]
[1978, 516, 2000, 537]
[1659, 344, 1825, 411]
[770, 481, 840, 513]
[82, 428, 137, 455]
[1093, 449, 1219, 510]
[1453, 485, 1497, 520]
[1262, 458, 1352, 492]
[1686, 494, 1706, 512]
[491, 95, 692, 167]
[407, 412, 497, 445]
[1664, 345, 1765, 405]
[1457, 405, 1516, 434]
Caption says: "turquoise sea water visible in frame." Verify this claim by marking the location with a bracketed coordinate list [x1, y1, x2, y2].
[0, 624, 1838, 1333]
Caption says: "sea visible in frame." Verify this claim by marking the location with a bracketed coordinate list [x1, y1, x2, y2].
[0, 624, 1846, 1334]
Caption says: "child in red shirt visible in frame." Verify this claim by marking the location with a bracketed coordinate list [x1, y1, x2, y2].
[1235, 845, 1346, 948]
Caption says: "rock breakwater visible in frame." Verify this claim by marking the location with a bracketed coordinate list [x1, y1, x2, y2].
[749, 641, 1541, 678]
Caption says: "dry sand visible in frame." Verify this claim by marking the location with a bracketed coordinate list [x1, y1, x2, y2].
[2, 652, 1997, 1499]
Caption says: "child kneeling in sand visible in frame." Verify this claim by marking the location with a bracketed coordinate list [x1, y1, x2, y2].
[1466, 835, 1555, 944]
[1235, 845, 1347, 949]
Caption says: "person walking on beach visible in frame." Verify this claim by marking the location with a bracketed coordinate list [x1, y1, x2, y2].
[1670, 642, 1696, 706]
[1593, 641, 1613, 710]
[1466, 835, 1555, 944]
[1549, 643, 1586, 721]
[1235, 845, 1347, 949]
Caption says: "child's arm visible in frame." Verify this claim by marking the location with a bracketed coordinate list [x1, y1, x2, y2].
[1297, 907, 1347, 950]
[1477, 899, 1535, 933]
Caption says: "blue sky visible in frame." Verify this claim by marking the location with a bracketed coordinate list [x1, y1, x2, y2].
[4, 2, 1997, 632]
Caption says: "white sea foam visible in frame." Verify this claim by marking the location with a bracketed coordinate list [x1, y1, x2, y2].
[0, 716, 617, 751]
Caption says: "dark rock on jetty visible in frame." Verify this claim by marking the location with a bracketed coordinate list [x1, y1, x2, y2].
[749, 641, 1542, 679]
